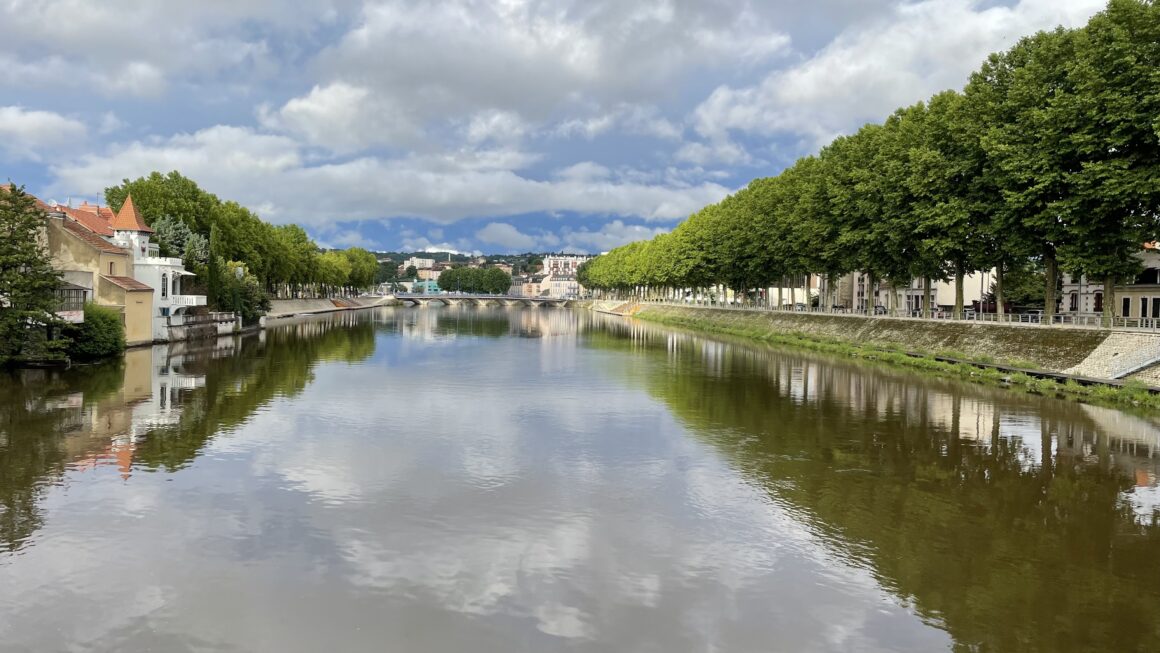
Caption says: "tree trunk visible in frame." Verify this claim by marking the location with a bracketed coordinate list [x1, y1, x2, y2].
[922, 277, 932, 319]
[995, 264, 1005, 318]
[790, 285, 796, 309]
[954, 262, 965, 320]
[866, 274, 876, 316]
[777, 285, 783, 311]
[1044, 249, 1058, 325]
[1103, 275, 1115, 327]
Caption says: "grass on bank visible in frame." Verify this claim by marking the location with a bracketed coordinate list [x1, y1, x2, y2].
[635, 309, 1160, 411]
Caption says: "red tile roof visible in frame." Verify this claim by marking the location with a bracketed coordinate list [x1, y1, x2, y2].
[110, 194, 153, 233]
[62, 219, 128, 255]
[101, 275, 152, 292]
[60, 204, 115, 236]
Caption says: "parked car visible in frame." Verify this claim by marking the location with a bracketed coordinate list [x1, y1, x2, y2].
[874, 305, 888, 315]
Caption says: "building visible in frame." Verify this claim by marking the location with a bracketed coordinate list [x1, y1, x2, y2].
[820, 269, 993, 314]
[417, 268, 441, 281]
[1062, 245, 1160, 318]
[541, 274, 581, 299]
[30, 190, 206, 344]
[105, 196, 206, 341]
[508, 275, 544, 297]
[411, 279, 441, 294]
[404, 256, 436, 270]
[40, 204, 153, 344]
[542, 255, 591, 277]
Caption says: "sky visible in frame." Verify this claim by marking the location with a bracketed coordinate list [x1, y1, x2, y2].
[0, 0, 1106, 255]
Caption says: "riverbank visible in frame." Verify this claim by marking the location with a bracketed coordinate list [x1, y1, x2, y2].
[619, 303, 1160, 409]
[266, 296, 398, 318]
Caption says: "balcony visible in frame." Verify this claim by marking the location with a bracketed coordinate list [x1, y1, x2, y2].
[170, 294, 207, 307]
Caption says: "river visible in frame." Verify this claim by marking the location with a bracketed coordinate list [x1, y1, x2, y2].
[1, 307, 1158, 652]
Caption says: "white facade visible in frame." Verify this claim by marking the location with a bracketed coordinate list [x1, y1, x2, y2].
[404, 257, 436, 270]
[541, 274, 580, 299]
[110, 226, 206, 342]
[542, 255, 591, 277]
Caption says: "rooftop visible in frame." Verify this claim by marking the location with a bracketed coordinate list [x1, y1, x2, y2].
[110, 195, 153, 233]
[62, 220, 128, 255]
[100, 275, 153, 291]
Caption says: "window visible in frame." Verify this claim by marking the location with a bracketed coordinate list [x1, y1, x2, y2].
[1123, 296, 1131, 317]
[1153, 298, 1160, 319]
[109, 262, 115, 275]
[1143, 297, 1150, 320]
[1069, 292, 1078, 312]
[1094, 292, 1103, 313]
[161, 273, 168, 299]
[172, 276, 179, 297]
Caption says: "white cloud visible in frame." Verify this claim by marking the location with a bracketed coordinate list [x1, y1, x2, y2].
[464, 110, 529, 145]
[49, 126, 730, 226]
[259, 82, 420, 153]
[0, 106, 87, 161]
[560, 220, 671, 254]
[675, 139, 754, 167]
[476, 223, 539, 250]
[692, 0, 1106, 145]
[0, 0, 347, 96]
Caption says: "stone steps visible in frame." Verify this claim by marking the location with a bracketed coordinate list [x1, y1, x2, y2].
[1065, 332, 1160, 379]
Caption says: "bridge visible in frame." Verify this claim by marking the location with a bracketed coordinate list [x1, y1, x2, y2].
[393, 294, 572, 308]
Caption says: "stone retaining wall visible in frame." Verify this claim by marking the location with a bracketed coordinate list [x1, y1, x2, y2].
[634, 305, 1116, 373]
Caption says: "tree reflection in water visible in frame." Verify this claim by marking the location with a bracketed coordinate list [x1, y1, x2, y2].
[592, 316, 1160, 653]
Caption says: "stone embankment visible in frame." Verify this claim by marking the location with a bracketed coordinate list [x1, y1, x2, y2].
[266, 296, 397, 318]
[618, 303, 1160, 383]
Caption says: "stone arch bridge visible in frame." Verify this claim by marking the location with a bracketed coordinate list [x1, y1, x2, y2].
[393, 294, 572, 308]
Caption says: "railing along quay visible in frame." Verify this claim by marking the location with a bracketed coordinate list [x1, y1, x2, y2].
[626, 300, 1160, 332]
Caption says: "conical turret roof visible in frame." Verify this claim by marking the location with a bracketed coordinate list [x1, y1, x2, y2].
[110, 194, 153, 233]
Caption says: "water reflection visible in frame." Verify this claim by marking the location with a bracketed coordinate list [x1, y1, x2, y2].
[0, 311, 377, 553]
[597, 317, 1160, 652]
[0, 307, 1157, 652]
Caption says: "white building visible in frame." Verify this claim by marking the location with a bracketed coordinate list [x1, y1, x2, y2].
[107, 195, 207, 341]
[542, 255, 590, 276]
[404, 256, 436, 270]
[541, 274, 581, 299]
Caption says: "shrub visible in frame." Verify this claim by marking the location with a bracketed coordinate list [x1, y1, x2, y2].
[64, 303, 126, 361]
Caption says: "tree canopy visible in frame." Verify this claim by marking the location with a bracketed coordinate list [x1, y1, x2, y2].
[584, 0, 1160, 322]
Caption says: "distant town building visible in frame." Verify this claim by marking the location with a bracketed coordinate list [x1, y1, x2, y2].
[821, 270, 993, 314]
[541, 274, 581, 299]
[417, 268, 441, 281]
[412, 279, 441, 294]
[1062, 245, 1160, 318]
[542, 254, 591, 276]
[404, 256, 436, 270]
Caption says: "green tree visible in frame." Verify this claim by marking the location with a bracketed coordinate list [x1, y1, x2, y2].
[63, 303, 126, 361]
[0, 185, 63, 364]
[1053, 0, 1160, 322]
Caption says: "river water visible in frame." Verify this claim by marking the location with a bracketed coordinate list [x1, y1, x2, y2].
[1, 307, 1158, 652]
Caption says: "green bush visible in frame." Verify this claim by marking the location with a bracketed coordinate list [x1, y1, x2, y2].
[64, 303, 126, 361]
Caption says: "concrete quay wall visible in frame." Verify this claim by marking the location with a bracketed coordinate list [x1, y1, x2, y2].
[632, 304, 1133, 377]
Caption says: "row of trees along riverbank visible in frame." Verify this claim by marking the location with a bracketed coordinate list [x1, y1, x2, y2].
[578, 0, 1160, 323]
[106, 172, 379, 323]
